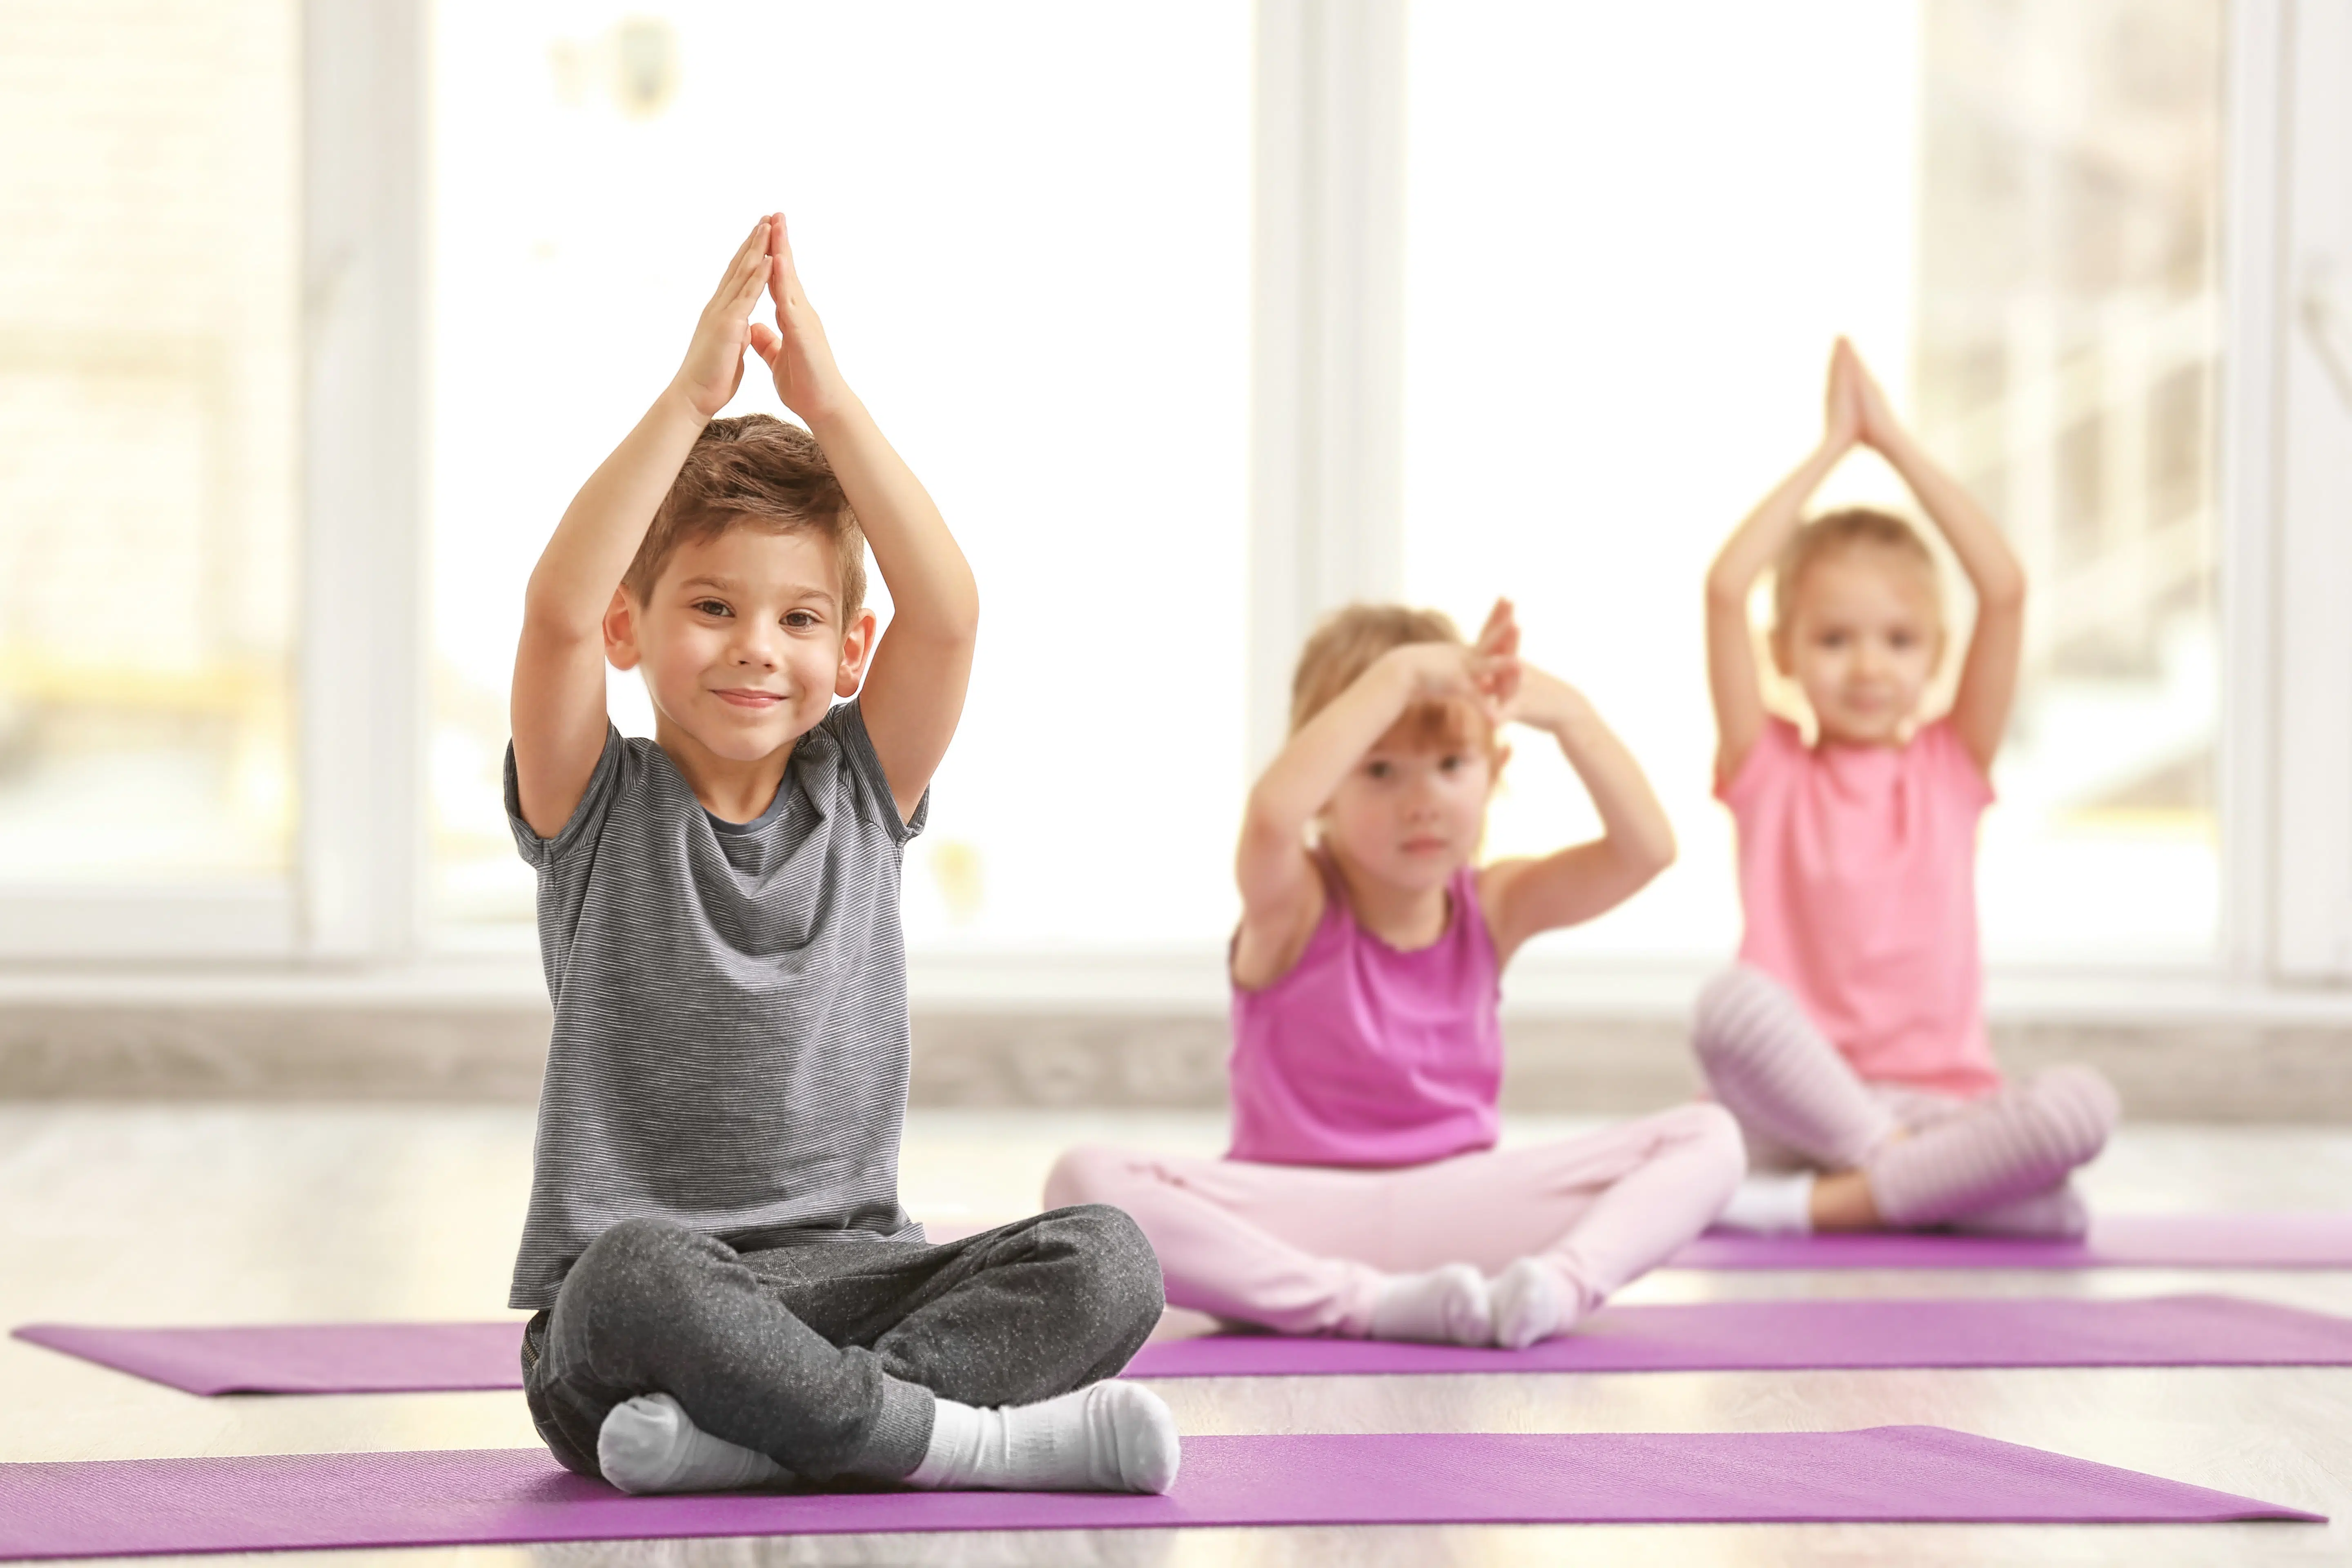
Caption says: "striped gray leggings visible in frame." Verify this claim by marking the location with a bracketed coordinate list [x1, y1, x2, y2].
[1693, 965, 2119, 1230]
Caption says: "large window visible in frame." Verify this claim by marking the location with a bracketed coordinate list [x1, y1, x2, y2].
[1402, 0, 2219, 966]
[0, 1, 298, 887]
[429, 2, 1254, 950]
[4, 1, 2334, 989]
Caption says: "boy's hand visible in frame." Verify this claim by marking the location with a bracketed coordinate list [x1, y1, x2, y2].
[670, 218, 774, 420]
[749, 214, 853, 423]
[1824, 336, 1864, 452]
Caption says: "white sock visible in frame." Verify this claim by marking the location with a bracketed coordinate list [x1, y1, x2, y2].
[1716, 1172, 1817, 1235]
[905, 1380, 1180, 1494]
[1488, 1258, 1573, 1350]
[596, 1392, 790, 1495]
[1367, 1262, 1492, 1345]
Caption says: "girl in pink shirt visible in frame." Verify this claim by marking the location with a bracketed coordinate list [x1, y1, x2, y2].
[1049, 604, 1743, 1348]
[1696, 338, 2118, 1239]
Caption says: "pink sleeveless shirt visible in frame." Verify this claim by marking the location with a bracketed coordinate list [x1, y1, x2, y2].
[1227, 860, 1503, 1167]
[1720, 716, 2001, 1098]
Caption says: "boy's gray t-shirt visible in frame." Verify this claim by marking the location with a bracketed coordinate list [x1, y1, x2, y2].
[504, 699, 926, 1310]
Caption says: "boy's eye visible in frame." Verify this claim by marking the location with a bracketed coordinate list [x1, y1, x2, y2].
[1439, 754, 1466, 773]
[693, 599, 731, 618]
[1366, 760, 1392, 780]
[783, 609, 820, 630]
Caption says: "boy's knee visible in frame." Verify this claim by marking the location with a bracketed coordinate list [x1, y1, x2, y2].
[2022, 1066, 2120, 1165]
[559, 1216, 720, 1347]
[1038, 1202, 1166, 1330]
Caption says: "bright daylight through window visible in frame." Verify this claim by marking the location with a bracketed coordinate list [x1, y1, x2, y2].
[1404, 0, 2220, 967]
[0, 1, 298, 886]
[429, 2, 1254, 951]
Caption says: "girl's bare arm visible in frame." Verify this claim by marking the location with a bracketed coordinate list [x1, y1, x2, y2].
[1706, 340, 1862, 786]
[1853, 353, 2026, 773]
[1480, 670, 1677, 963]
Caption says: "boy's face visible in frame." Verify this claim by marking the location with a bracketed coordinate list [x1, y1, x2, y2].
[604, 523, 873, 766]
[1774, 547, 1943, 746]
[1320, 717, 1497, 897]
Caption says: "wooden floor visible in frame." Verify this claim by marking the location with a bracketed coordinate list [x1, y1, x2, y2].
[6, 1104, 2352, 1565]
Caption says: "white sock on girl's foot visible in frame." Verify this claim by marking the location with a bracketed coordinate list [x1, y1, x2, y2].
[1715, 1172, 1817, 1235]
[1368, 1262, 1492, 1345]
[1487, 1258, 1572, 1350]
[906, 1380, 1180, 1494]
[597, 1392, 789, 1495]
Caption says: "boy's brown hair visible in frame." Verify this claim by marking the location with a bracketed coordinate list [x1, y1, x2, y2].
[621, 414, 867, 619]
[1771, 507, 1942, 634]
[1289, 603, 1494, 754]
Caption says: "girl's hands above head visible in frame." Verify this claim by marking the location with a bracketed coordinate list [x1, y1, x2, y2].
[670, 218, 772, 420]
[1849, 344, 1909, 454]
[1824, 335, 1864, 454]
[748, 213, 854, 425]
[1472, 597, 1525, 712]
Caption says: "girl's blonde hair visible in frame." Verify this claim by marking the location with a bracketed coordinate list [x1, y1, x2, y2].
[1771, 508, 1942, 634]
[1289, 603, 1493, 753]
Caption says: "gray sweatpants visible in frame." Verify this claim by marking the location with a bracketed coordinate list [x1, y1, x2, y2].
[521, 1204, 1164, 1484]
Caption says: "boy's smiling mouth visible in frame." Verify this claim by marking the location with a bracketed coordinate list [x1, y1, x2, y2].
[714, 688, 789, 707]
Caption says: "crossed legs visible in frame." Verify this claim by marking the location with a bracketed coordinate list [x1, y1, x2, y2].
[1692, 964, 2119, 1234]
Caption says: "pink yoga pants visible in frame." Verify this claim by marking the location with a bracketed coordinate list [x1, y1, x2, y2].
[1045, 1104, 1744, 1337]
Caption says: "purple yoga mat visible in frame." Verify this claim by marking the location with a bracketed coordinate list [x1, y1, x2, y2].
[0, 1428, 2317, 1557]
[22, 1292, 2352, 1395]
[11, 1321, 524, 1396]
[1670, 1210, 2352, 1270]
[1123, 1292, 2352, 1378]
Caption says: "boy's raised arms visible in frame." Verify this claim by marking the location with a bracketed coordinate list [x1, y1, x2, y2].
[1852, 353, 2026, 773]
[751, 218, 977, 824]
[511, 219, 774, 840]
[1230, 606, 1515, 990]
[1704, 338, 1863, 788]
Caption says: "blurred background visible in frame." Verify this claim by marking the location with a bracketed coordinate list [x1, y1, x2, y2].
[0, 0, 2345, 1114]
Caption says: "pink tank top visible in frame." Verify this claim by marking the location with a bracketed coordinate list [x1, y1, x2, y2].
[1227, 859, 1503, 1167]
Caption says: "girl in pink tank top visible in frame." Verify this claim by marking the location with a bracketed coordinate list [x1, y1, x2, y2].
[1695, 339, 2117, 1241]
[1048, 601, 1744, 1348]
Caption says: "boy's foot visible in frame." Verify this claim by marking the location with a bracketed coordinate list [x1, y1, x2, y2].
[1368, 1262, 1492, 1345]
[908, 1379, 1180, 1494]
[597, 1392, 791, 1495]
[1487, 1257, 1572, 1350]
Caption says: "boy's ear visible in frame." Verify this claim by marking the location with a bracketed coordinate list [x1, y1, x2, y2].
[834, 607, 879, 697]
[602, 588, 643, 671]
[1489, 742, 1513, 786]
[1768, 625, 1795, 679]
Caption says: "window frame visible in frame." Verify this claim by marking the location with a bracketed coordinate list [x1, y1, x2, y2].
[10, 0, 2346, 1013]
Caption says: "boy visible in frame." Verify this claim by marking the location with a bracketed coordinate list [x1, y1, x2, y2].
[506, 214, 1175, 1497]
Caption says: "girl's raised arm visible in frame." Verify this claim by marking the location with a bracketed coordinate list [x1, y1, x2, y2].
[1479, 669, 1677, 964]
[1705, 339, 1862, 787]
[1232, 632, 1508, 989]
[1853, 354, 2026, 774]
